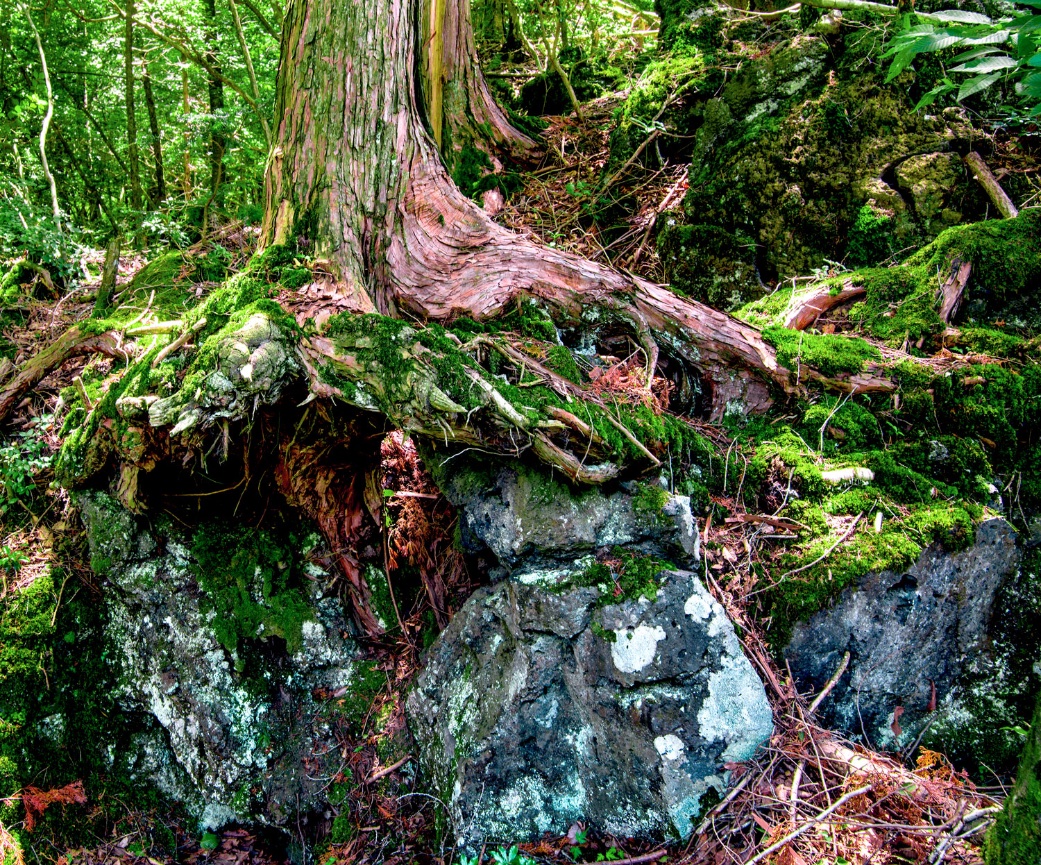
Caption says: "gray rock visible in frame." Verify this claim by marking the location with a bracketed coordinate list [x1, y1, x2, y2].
[785, 518, 1024, 751]
[437, 457, 700, 583]
[407, 570, 773, 849]
[77, 490, 359, 830]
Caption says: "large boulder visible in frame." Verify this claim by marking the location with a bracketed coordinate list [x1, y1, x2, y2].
[785, 518, 1040, 772]
[78, 491, 361, 830]
[407, 570, 773, 848]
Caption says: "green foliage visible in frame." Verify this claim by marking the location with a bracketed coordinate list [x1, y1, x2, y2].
[190, 522, 315, 664]
[884, 4, 1041, 115]
[0, 417, 53, 519]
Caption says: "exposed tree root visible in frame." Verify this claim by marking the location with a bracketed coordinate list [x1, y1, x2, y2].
[0, 326, 131, 421]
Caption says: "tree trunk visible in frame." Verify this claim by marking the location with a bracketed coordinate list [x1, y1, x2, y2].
[262, 0, 889, 418]
[140, 54, 167, 205]
[203, 0, 227, 223]
[420, 0, 534, 165]
[124, 0, 143, 211]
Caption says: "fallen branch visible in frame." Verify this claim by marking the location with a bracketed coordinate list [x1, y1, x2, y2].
[364, 755, 413, 785]
[0, 326, 133, 424]
[964, 152, 1018, 220]
[808, 650, 851, 715]
[744, 783, 873, 865]
[784, 280, 867, 331]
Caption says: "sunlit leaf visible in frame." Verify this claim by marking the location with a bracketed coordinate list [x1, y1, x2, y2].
[957, 71, 1003, 99]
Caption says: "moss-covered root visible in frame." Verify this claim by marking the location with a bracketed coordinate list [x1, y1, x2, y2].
[986, 693, 1041, 865]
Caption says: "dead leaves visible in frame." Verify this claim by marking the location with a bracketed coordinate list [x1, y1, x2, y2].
[22, 780, 87, 832]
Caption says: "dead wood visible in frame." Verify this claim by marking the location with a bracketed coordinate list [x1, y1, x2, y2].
[938, 257, 972, 324]
[964, 151, 1018, 220]
[784, 279, 867, 331]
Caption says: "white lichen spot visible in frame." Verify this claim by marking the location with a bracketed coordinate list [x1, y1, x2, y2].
[654, 733, 686, 762]
[611, 624, 666, 673]
[697, 654, 774, 762]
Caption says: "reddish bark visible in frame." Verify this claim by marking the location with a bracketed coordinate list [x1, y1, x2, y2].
[261, 0, 892, 419]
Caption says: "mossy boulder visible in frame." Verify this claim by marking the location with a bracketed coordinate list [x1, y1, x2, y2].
[434, 455, 701, 583]
[77, 491, 365, 830]
[785, 519, 1040, 774]
[986, 690, 1041, 865]
[657, 20, 988, 306]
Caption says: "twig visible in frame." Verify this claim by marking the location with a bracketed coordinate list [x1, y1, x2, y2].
[744, 784, 873, 865]
[364, 755, 413, 785]
[809, 651, 851, 715]
[596, 851, 666, 865]
[778, 512, 864, 580]
[152, 316, 206, 367]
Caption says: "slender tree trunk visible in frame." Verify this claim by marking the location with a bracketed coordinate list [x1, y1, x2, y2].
[141, 55, 167, 205]
[23, 3, 61, 226]
[181, 59, 193, 200]
[228, 0, 272, 146]
[203, 0, 227, 225]
[125, 0, 143, 211]
[262, 0, 889, 416]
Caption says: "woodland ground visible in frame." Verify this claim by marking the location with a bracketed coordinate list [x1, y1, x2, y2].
[2, 76, 1034, 863]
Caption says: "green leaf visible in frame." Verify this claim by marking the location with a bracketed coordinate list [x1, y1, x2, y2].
[951, 46, 1003, 62]
[915, 81, 957, 109]
[929, 10, 992, 24]
[957, 71, 1003, 99]
[950, 55, 1018, 72]
[1029, 51, 1041, 65]
[962, 29, 1013, 44]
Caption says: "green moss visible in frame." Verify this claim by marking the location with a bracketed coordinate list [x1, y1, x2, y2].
[544, 345, 584, 384]
[190, 523, 315, 663]
[985, 693, 1041, 865]
[247, 244, 312, 290]
[337, 659, 386, 730]
[846, 203, 898, 268]
[632, 481, 670, 517]
[763, 326, 881, 378]
[565, 547, 674, 605]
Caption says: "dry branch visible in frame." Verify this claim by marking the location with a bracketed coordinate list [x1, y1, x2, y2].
[964, 152, 1018, 219]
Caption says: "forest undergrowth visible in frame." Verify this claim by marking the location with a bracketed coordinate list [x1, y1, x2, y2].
[0, 92, 1026, 862]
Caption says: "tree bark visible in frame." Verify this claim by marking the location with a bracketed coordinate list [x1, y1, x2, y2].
[420, 0, 534, 165]
[140, 54, 167, 205]
[261, 0, 890, 419]
[124, 0, 143, 211]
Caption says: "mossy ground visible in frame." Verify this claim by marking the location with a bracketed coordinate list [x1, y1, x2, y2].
[985, 691, 1041, 865]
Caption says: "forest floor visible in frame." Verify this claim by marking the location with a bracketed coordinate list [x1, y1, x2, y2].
[5, 98, 1022, 865]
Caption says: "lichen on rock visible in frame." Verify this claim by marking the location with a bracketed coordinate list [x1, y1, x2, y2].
[407, 570, 772, 848]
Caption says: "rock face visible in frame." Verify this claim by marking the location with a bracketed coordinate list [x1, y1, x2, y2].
[78, 491, 359, 830]
[407, 570, 773, 848]
[437, 457, 701, 582]
[785, 518, 1029, 755]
